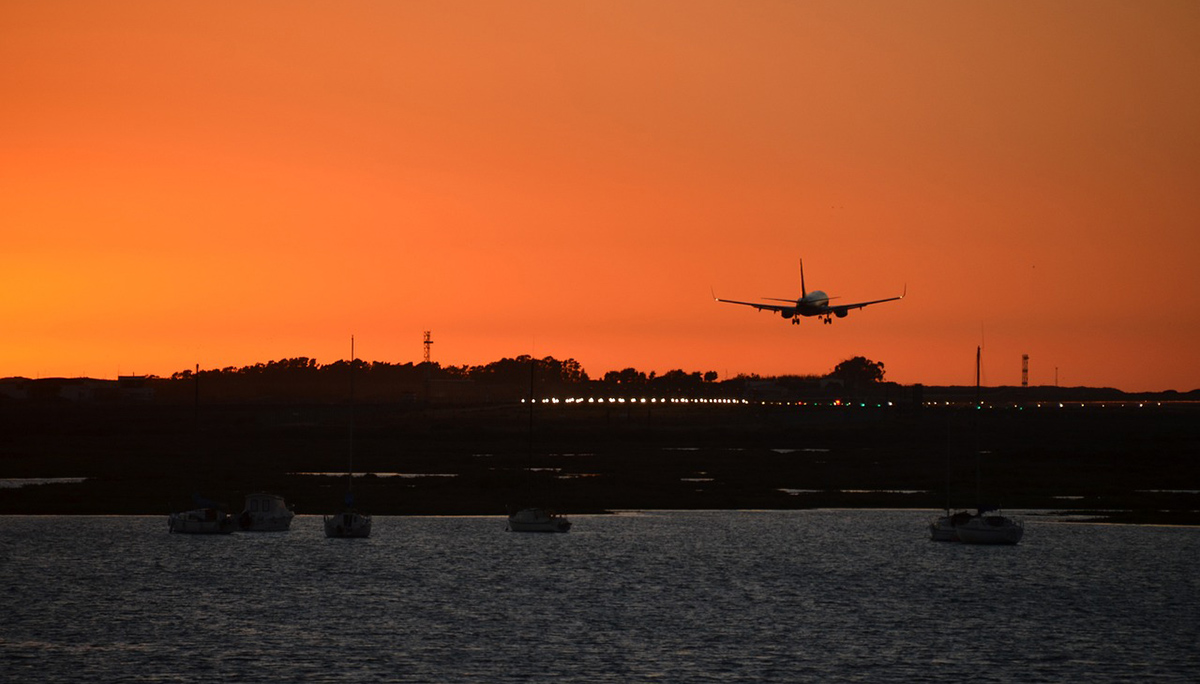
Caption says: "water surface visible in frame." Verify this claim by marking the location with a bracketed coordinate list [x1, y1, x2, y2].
[1, 512, 1196, 682]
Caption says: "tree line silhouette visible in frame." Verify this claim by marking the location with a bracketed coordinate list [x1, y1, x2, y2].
[12, 354, 1186, 404]
[145, 354, 892, 403]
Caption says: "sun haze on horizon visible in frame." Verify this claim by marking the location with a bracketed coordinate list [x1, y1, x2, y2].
[2, 1, 1198, 392]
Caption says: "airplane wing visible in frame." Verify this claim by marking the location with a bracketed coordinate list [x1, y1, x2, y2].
[712, 291, 794, 313]
[826, 286, 906, 315]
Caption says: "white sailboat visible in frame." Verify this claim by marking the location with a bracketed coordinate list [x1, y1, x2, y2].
[507, 357, 570, 533]
[931, 346, 1023, 544]
[169, 377, 236, 535]
[325, 336, 371, 538]
[930, 433, 968, 541]
[930, 347, 980, 542]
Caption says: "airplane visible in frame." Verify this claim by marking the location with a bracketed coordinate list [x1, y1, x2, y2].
[713, 260, 905, 325]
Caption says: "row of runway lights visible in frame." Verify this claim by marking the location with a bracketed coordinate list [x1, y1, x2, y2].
[522, 397, 896, 407]
[522, 397, 1165, 409]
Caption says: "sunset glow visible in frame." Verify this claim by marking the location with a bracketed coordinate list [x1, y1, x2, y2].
[3, 1, 1198, 390]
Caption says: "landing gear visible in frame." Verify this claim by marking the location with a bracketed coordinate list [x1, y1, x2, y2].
[822, 315, 832, 325]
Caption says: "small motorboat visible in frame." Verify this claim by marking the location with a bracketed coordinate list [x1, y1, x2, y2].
[236, 493, 295, 532]
[169, 507, 235, 535]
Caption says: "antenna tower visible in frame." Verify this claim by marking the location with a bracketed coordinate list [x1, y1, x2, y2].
[1021, 354, 1029, 388]
[423, 331, 433, 364]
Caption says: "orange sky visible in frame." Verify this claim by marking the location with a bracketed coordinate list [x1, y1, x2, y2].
[3, 1, 1198, 391]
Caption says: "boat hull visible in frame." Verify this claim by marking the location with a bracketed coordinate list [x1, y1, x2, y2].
[237, 512, 294, 532]
[508, 521, 572, 533]
[956, 517, 1024, 545]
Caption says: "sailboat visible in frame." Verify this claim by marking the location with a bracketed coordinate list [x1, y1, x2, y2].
[929, 426, 965, 541]
[929, 348, 978, 542]
[930, 346, 1023, 544]
[169, 374, 237, 535]
[324, 336, 372, 538]
[507, 357, 571, 533]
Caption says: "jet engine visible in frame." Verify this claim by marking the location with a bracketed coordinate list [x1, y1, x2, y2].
[780, 308, 796, 319]
[835, 309, 848, 318]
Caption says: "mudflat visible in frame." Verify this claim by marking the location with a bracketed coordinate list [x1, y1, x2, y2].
[2, 400, 1197, 524]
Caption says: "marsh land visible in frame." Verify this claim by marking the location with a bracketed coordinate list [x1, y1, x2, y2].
[2, 389, 1197, 524]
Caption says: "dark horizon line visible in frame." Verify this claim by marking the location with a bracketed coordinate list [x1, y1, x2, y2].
[2, 353, 1196, 396]
[3, 372, 1197, 398]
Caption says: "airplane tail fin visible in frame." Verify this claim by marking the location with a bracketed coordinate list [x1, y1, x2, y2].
[799, 259, 807, 298]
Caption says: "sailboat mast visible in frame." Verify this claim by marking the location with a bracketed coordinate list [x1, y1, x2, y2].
[349, 335, 355, 493]
[975, 345, 981, 506]
[975, 345, 981, 408]
[943, 437, 951, 514]
[528, 357, 535, 461]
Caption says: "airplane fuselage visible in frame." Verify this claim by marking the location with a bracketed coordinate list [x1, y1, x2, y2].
[796, 290, 830, 316]
[778, 291, 832, 320]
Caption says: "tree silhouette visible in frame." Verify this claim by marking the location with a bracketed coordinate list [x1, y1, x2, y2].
[829, 356, 886, 387]
[603, 368, 648, 386]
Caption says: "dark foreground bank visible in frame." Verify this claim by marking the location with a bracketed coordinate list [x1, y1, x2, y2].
[2, 400, 1197, 524]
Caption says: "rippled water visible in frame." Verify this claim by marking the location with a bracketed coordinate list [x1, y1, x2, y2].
[2, 512, 1197, 682]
